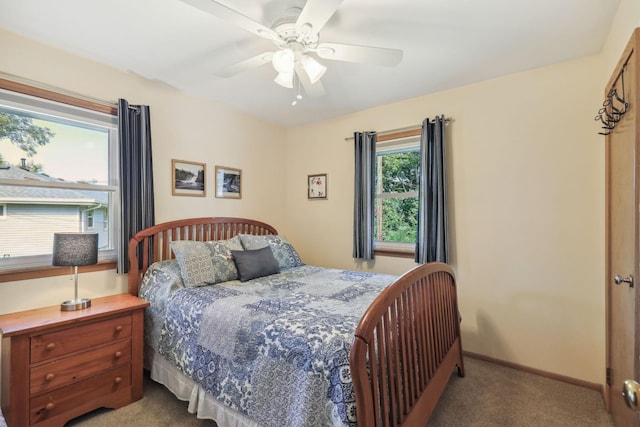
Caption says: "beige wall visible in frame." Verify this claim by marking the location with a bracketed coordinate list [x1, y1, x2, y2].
[285, 54, 606, 384]
[602, 0, 640, 74]
[1, 0, 639, 388]
[283, 0, 640, 386]
[0, 28, 288, 313]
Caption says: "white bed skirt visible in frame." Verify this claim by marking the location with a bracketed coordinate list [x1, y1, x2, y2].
[146, 346, 260, 427]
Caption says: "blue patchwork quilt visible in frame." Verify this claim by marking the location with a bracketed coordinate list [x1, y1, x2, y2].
[140, 262, 396, 427]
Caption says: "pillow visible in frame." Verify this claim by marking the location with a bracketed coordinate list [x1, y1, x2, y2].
[170, 236, 243, 287]
[238, 234, 303, 269]
[206, 237, 244, 282]
[231, 247, 280, 282]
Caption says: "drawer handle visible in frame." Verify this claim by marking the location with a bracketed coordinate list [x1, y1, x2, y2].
[45, 342, 56, 351]
[114, 351, 123, 359]
[114, 377, 122, 384]
[45, 373, 56, 381]
[44, 402, 55, 412]
[115, 325, 123, 333]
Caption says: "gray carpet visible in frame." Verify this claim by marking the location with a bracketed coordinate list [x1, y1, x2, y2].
[67, 357, 614, 426]
[428, 358, 614, 427]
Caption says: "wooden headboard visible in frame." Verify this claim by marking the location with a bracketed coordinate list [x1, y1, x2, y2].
[127, 217, 277, 295]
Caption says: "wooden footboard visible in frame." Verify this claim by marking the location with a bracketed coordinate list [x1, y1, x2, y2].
[127, 217, 277, 295]
[350, 262, 464, 427]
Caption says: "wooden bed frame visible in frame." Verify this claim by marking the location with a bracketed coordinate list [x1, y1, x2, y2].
[127, 217, 464, 426]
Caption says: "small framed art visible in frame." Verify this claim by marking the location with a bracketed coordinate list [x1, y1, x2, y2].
[172, 159, 206, 197]
[216, 166, 242, 199]
[308, 173, 327, 199]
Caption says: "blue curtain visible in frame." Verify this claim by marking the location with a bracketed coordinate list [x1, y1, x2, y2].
[353, 131, 377, 260]
[117, 99, 155, 273]
[415, 116, 448, 264]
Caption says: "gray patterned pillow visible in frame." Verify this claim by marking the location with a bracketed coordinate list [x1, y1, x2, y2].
[238, 234, 303, 269]
[170, 236, 243, 287]
[207, 237, 245, 282]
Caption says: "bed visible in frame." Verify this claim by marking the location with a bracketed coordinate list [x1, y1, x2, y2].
[127, 217, 464, 427]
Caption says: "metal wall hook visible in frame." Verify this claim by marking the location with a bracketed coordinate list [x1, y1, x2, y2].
[596, 65, 630, 135]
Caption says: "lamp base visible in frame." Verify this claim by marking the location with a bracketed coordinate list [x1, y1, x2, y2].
[60, 298, 91, 311]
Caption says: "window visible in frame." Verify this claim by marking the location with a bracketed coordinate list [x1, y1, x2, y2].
[0, 83, 119, 272]
[0, 204, 5, 218]
[374, 132, 420, 253]
[87, 210, 95, 229]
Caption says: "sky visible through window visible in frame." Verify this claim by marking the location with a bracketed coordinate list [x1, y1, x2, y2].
[1, 117, 108, 185]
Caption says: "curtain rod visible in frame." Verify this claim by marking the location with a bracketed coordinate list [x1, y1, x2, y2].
[344, 118, 451, 142]
[0, 71, 117, 109]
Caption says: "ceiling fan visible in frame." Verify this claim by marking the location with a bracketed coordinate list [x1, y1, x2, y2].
[180, 0, 403, 104]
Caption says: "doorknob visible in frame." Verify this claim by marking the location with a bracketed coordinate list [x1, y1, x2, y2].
[614, 274, 634, 288]
[623, 380, 640, 411]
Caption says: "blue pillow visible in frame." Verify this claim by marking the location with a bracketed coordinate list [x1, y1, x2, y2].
[231, 247, 280, 282]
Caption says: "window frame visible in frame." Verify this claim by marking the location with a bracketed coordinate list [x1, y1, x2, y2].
[0, 78, 118, 282]
[373, 128, 422, 258]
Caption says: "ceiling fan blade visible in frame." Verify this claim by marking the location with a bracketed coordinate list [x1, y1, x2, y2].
[316, 42, 403, 67]
[295, 64, 325, 98]
[181, 0, 281, 43]
[216, 52, 274, 77]
[295, 0, 344, 35]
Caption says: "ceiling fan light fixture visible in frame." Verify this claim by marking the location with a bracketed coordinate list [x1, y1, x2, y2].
[301, 55, 326, 84]
[272, 48, 295, 74]
[274, 72, 294, 88]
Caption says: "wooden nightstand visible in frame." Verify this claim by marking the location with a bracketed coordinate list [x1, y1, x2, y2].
[0, 293, 149, 427]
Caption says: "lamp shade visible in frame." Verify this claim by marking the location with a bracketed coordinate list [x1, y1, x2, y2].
[301, 55, 326, 84]
[52, 233, 98, 267]
[274, 71, 294, 88]
[272, 49, 295, 74]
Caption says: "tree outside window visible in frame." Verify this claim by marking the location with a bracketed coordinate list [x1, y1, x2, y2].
[375, 141, 420, 244]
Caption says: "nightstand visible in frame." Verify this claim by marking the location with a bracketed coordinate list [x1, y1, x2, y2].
[0, 293, 149, 427]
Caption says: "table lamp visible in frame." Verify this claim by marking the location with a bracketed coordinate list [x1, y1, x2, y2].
[52, 232, 98, 311]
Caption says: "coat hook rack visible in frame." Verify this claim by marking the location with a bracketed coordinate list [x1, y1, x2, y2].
[596, 65, 630, 135]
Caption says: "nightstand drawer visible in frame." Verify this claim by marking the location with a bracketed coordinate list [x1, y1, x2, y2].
[30, 338, 132, 394]
[31, 314, 132, 363]
[29, 364, 131, 425]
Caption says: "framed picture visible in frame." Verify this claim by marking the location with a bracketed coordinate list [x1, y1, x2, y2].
[172, 159, 206, 197]
[216, 166, 242, 199]
[308, 173, 327, 199]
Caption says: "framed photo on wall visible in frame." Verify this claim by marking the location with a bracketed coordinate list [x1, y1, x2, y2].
[308, 173, 327, 199]
[172, 159, 206, 197]
[216, 166, 242, 199]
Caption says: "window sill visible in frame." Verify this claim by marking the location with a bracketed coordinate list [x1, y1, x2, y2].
[374, 248, 415, 259]
[0, 261, 117, 283]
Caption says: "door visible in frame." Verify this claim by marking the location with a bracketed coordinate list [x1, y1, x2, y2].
[606, 29, 640, 427]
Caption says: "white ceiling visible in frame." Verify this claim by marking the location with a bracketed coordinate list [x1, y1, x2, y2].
[0, 0, 620, 128]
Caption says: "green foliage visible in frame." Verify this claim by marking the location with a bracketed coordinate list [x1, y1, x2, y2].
[0, 112, 55, 157]
[379, 151, 419, 192]
[376, 150, 420, 243]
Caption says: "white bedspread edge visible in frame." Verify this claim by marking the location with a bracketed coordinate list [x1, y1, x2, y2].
[146, 346, 260, 427]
